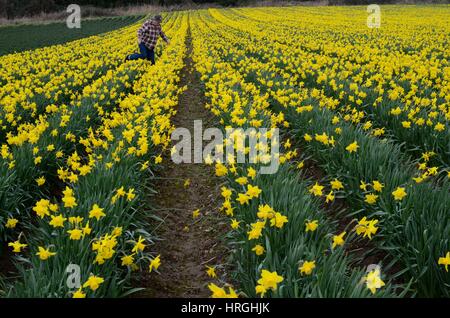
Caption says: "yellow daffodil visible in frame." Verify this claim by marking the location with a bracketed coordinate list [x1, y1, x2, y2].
[299, 260, 316, 275]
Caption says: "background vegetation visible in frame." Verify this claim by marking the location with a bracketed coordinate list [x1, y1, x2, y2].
[1, 0, 448, 20]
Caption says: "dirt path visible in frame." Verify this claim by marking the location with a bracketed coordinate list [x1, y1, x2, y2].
[135, 27, 229, 298]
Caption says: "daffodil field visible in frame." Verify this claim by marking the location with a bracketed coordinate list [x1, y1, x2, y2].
[194, 6, 449, 298]
[0, 5, 449, 298]
[1, 12, 188, 297]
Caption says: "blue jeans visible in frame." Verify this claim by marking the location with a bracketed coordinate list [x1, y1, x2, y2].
[128, 43, 155, 64]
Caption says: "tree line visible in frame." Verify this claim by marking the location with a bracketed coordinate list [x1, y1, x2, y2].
[1, 0, 447, 19]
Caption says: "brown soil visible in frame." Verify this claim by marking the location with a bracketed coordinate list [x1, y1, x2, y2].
[0, 243, 16, 279]
[133, 29, 229, 298]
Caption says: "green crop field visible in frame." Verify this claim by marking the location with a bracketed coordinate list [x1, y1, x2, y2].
[0, 15, 145, 56]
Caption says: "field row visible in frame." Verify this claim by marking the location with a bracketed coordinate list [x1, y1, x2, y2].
[190, 7, 449, 298]
[0, 15, 145, 56]
[0, 12, 188, 297]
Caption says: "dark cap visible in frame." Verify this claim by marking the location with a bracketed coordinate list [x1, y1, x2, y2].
[152, 15, 162, 22]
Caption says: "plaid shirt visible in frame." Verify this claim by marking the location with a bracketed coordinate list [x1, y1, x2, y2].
[138, 20, 168, 49]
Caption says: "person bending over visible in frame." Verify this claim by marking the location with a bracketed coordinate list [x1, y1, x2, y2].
[125, 14, 170, 65]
